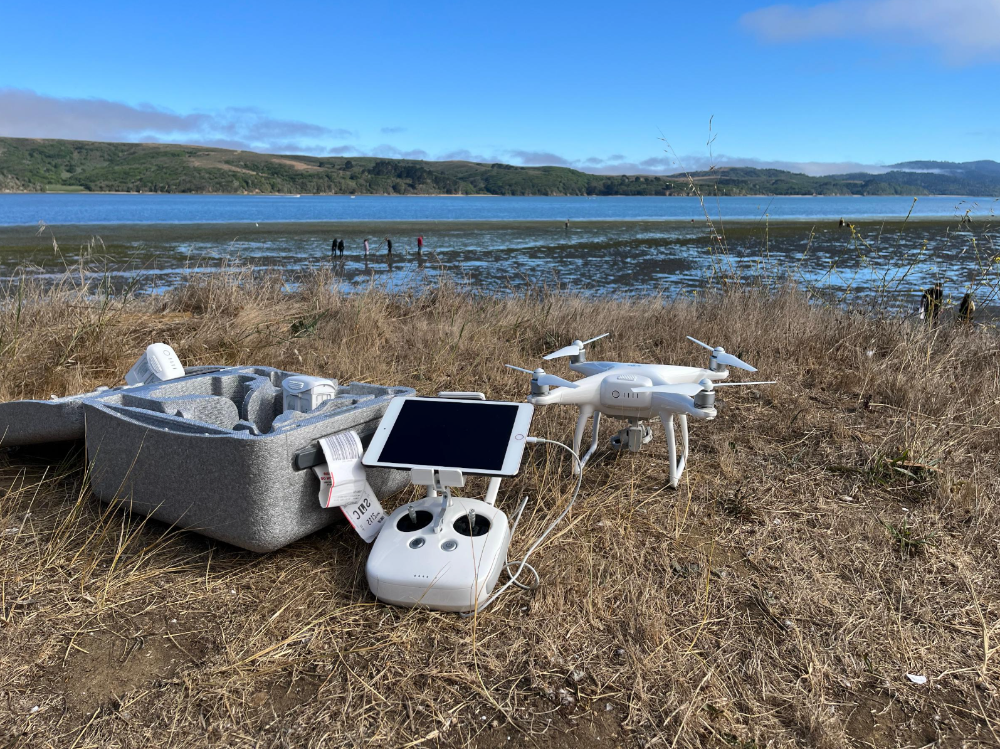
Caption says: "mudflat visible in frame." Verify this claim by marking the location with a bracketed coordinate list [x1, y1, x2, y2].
[0, 217, 992, 306]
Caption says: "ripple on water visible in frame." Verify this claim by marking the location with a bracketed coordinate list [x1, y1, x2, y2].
[0, 222, 997, 310]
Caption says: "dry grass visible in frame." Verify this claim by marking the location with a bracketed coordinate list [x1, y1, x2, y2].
[1, 266, 999, 748]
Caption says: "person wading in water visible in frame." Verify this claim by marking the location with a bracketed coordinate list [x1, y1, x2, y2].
[959, 291, 975, 324]
[920, 282, 943, 324]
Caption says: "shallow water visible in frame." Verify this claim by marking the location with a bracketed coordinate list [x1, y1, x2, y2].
[1, 218, 997, 316]
[2, 193, 1000, 226]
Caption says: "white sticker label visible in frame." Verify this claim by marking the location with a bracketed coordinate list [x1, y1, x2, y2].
[340, 485, 385, 543]
[320, 430, 364, 462]
[313, 431, 386, 543]
[313, 458, 368, 508]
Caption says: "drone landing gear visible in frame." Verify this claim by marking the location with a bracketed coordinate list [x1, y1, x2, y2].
[572, 408, 689, 487]
[610, 419, 654, 452]
[661, 413, 690, 489]
[576, 412, 690, 488]
[573, 406, 600, 474]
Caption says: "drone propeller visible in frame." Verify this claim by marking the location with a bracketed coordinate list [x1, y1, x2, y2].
[505, 364, 578, 389]
[712, 381, 776, 388]
[686, 336, 758, 372]
[543, 333, 609, 361]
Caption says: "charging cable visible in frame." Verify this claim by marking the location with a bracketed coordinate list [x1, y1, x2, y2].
[463, 436, 584, 616]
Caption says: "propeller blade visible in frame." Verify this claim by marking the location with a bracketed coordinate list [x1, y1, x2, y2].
[714, 351, 758, 372]
[505, 364, 534, 374]
[686, 335, 714, 352]
[583, 333, 609, 345]
[712, 381, 776, 387]
[687, 335, 757, 371]
[543, 345, 581, 361]
[631, 383, 703, 396]
[537, 373, 579, 389]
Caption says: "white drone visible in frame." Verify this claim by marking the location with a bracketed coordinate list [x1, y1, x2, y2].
[507, 334, 773, 487]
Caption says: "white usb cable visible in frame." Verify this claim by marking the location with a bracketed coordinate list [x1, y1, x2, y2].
[463, 436, 584, 616]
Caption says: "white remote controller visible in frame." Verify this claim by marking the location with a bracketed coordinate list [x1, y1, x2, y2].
[366, 496, 511, 612]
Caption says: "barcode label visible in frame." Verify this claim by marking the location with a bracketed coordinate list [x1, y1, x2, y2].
[319, 431, 363, 462]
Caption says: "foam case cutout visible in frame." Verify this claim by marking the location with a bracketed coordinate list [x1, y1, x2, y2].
[0, 366, 415, 551]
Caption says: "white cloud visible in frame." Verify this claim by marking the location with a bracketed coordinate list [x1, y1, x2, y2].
[652, 154, 893, 177]
[562, 152, 892, 176]
[438, 149, 493, 162]
[369, 144, 430, 160]
[741, 0, 1000, 65]
[0, 88, 906, 176]
[0, 88, 355, 153]
[507, 150, 575, 167]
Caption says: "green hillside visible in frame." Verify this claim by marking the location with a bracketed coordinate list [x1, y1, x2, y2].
[0, 137, 680, 196]
[2, 137, 1000, 196]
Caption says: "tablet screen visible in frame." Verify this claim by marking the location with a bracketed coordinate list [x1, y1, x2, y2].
[364, 398, 533, 475]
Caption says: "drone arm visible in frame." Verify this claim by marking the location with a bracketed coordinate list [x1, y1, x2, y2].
[527, 391, 560, 406]
[528, 377, 600, 406]
[650, 391, 715, 420]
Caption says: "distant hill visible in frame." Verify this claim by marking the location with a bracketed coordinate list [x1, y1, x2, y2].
[0, 137, 676, 196]
[827, 160, 1000, 197]
[891, 160, 1000, 177]
[1, 137, 999, 197]
[681, 161, 1000, 197]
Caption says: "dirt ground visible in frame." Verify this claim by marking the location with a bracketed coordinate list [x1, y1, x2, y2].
[1, 270, 998, 747]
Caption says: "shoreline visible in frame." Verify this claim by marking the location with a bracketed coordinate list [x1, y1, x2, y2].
[0, 216, 985, 235]
[3, 190, 997, 200]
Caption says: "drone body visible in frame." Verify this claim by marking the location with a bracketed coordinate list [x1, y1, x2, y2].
[508, 335, 771, 487]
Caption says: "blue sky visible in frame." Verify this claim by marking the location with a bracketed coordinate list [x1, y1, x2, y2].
[0, 0, 996, 175]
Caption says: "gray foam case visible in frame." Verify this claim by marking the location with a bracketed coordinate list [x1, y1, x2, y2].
[0, 367, 414, 552]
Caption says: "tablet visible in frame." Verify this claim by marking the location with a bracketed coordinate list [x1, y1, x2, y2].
[362, 397, 534, 476]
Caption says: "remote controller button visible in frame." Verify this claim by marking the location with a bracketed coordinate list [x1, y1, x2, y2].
[442, 539, 459, 551]
[408, 537, 425, 549]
